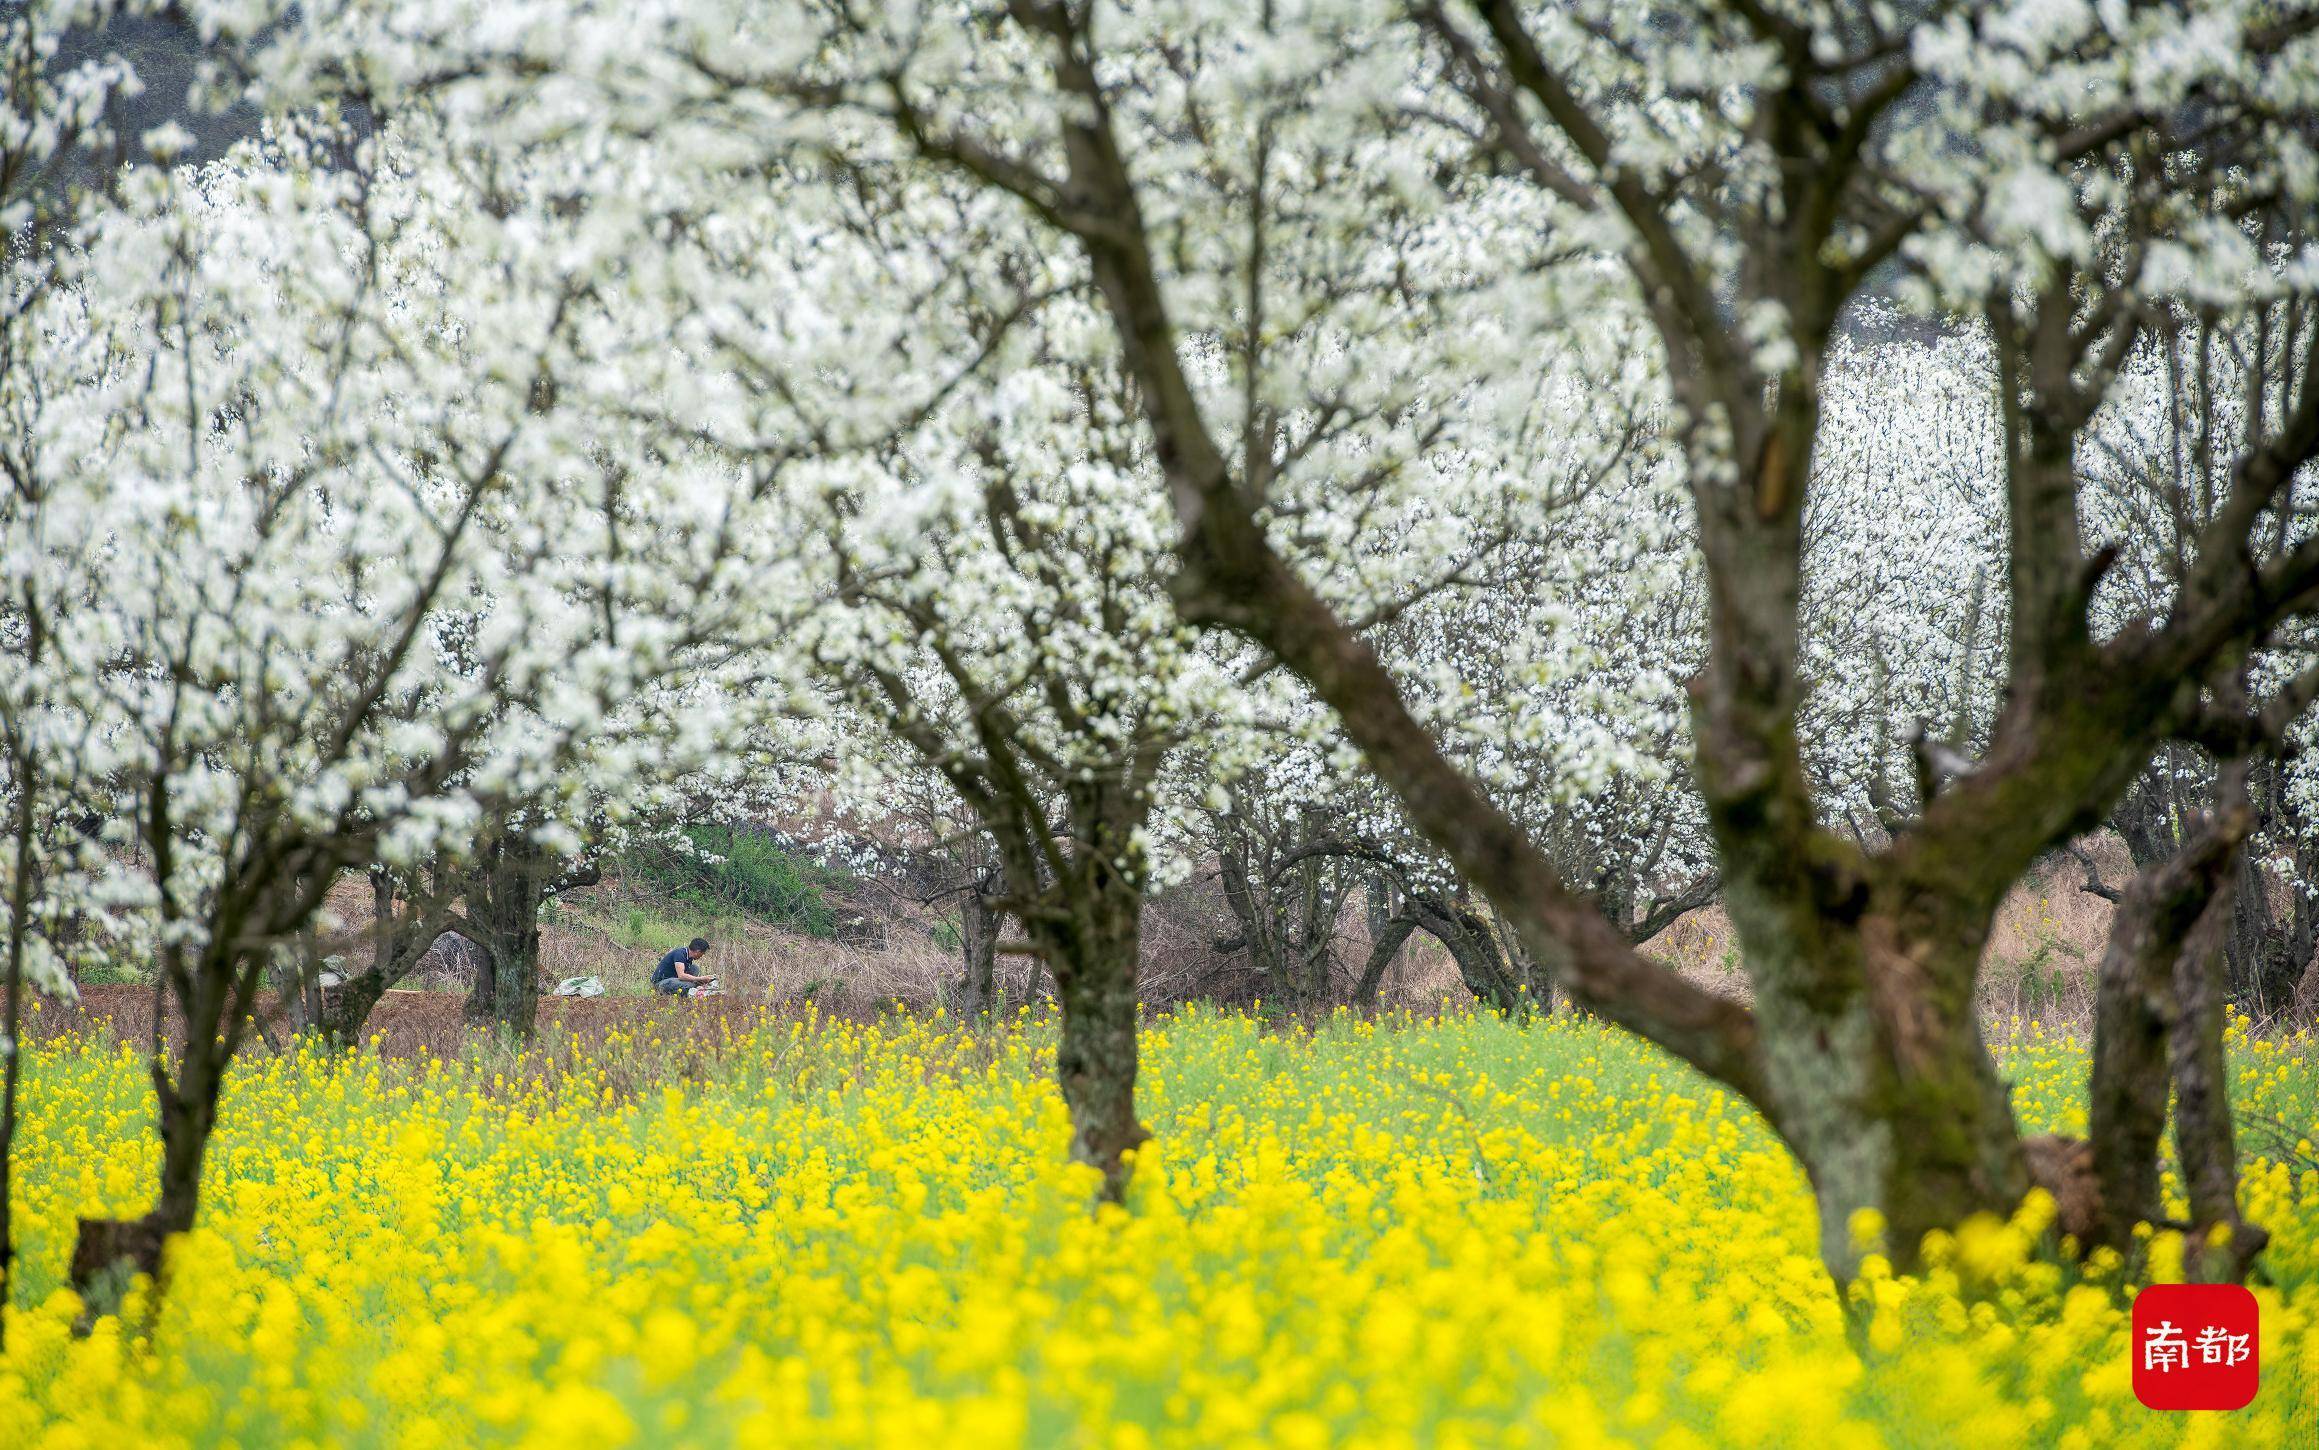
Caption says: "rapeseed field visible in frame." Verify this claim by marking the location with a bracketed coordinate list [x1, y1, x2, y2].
[0, 1008, 2312, 1447]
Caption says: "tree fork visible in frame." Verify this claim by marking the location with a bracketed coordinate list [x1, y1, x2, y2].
[2085, 804, 2248, 1251]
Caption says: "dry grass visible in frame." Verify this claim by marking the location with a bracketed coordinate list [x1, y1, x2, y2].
[21, 982, 865, 1076]
[302, 865, 1475, 1019]
[1645, 832, 2141, 1041]
[54, 831, 2269, 1063]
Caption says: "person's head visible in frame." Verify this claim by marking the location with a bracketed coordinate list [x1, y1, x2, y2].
[688, 937, 710, 960]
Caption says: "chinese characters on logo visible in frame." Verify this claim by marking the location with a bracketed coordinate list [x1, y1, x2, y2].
[2132, 1284, 2259, 1411]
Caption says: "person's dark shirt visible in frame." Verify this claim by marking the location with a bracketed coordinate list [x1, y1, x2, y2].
[654, 946, 692, 985]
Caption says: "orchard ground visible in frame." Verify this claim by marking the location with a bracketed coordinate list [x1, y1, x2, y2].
[1, 1005, 2314, 1449]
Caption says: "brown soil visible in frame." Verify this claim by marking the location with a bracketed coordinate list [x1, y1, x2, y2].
[20, 982, 840, 1061]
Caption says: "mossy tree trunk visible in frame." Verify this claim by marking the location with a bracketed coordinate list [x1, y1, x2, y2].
[458, 828, 599, 1039]
[955, 870, 1000, 1016]
[1031, 854, 1149, 1202]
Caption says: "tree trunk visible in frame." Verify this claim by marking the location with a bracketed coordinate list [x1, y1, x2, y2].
[316, 969, 395, 1050]
[1037, 878, 1149, 1203]
[2222, 824, 2318, 1017]
[461, 942, 498, 1027]
[1216, 822, 1294, 1002]
[71, 1062, 217, 1315]
[469, 929, 542, 1037]
[2123, 756, 2317, 1019]
[460, 836, 550, 1038]
[1353, 914, 1418, 1008]
[0, 791, 31, 1350]
[1748, 913, 2031, 1275]
[2086, 806, 2246, 1250]
[1406, 895, 1527, 1016]
[957, 878, 999, 1015]
[1499, 921, 1555, 1009]
[311, 869, 418, 1049]
[463, 932, 545, 1032]
[2170, 879, 2268, 1282]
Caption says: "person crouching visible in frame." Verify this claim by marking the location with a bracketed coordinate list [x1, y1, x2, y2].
[653, 937, 716, 997]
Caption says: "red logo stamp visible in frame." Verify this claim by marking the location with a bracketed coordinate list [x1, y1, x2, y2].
[2133, 1284, 2259, 1410]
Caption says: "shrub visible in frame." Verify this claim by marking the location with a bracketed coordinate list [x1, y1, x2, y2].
[625, 825, 848, 937]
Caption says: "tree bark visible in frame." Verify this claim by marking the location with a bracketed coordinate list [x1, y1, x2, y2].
[2220, 788, 2319, 1017]
[0, 757, 33, 1349]
[2121, 754, 2319, 1022]
[1034, 869, 1149, 1204]
[317, 968, 395, 1049]
[459, 833, 556, 1038]
[1406, 894, 1528, 1016]
[462, 939, 498, 1027]
[1353, 914, 1418, 1008]
[466, 925, 543, 1036]
[956, 876, 999, 1015]
[71, 1043, 219, 1315]
[310, 869, 421, 1049]
[1737, 910, 2029, 1273]
[2085, 806, 2246, 1249]
[2170, 875, 2268, 1282]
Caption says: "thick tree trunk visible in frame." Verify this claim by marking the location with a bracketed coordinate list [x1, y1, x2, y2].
[463, 934, 544, 1032]
[1038, 881, 1149, 1203]
[956, 880, 999, 1015]
[2222, 830, 2318, 1016]
[2170, 885, 2268, 1282]
[1749, 914, 2029, 1274]
[0, 768, 36, 1349]
[71, 1067, 216, 1315]
[316, 969, 394, 1050]
[2086, 809, 2246, 1250]
[468, 930, 542, 1036]
[460, 837, 550, 1037]
[461, 943, 498, 1026]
